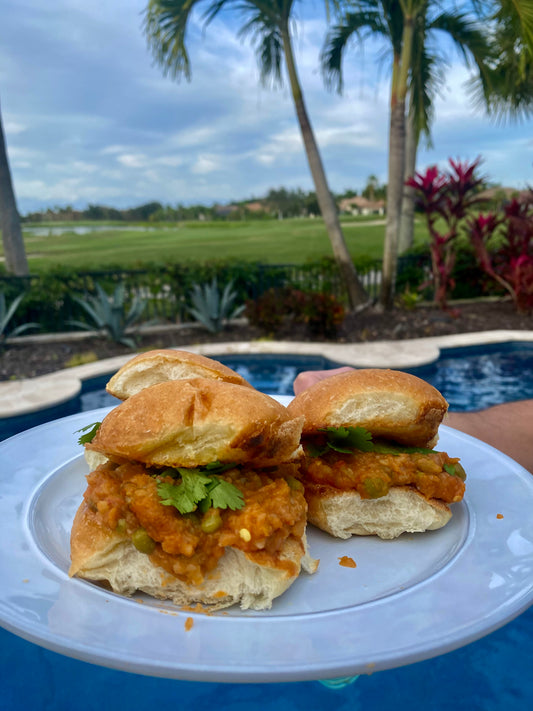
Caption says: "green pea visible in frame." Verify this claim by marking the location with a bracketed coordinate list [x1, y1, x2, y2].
[362, 476, 389, 499]
[285, 475, 304, 492]
[201, 508, 222, 534]
[131, 527, 156, 554]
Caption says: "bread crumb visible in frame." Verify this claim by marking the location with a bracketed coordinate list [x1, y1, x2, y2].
[496, 513, 504, 519]
[338, 556, 357, 569]
[185, 617, 194, 632]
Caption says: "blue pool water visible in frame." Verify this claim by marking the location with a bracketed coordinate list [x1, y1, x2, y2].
[1, 344, 533, 710]
[409, 342, 533, 411]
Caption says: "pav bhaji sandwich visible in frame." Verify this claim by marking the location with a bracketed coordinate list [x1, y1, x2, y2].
[70, 376, 317, 610]
[287, 368, 466, 540]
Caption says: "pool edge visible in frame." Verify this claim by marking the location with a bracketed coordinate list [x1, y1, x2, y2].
[1, 329, 532, 420]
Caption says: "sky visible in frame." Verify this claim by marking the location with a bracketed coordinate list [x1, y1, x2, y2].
[1, 0, 532, 215]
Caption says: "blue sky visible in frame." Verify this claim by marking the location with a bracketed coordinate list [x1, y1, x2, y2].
[1, 0, 531, 214]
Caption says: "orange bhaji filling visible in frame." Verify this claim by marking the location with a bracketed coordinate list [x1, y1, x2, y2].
[301, 447, 465, 503]
[83, 461, 307, 586]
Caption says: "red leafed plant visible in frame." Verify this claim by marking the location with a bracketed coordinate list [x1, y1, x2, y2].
[406, 157, 486, 310]
[466, 193, 533, 313]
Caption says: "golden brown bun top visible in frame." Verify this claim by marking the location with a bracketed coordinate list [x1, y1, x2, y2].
[88, 377, 303, 468]
[287, 368, 448, 448]
[106, 349, 252, 400]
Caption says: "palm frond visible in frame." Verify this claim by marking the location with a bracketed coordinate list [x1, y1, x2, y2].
[429, 11, 494, 77]
[238, 9, 284, 87]
[493, 0, 533, 52]
[143, 0, 207, 80]
[321, 9, 388, 93]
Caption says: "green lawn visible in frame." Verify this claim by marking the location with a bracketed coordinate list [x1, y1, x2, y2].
[14, 216, 430, 270]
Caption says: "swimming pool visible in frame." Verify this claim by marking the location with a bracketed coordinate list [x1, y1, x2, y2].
[79, 341, 533, 413]
[1, 344, 532, 710]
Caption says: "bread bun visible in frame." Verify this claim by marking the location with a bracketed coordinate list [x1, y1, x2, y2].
[288, 368, 448, 448]
[70, 501, 317, 610]
[106, 349, 252, 400]
[88, 378, 304, 468]
[305, 483, 452, 540]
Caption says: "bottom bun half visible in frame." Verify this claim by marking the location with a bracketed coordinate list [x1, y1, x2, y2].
[70, 503, 317, 611]
[306, 484, 452, 540]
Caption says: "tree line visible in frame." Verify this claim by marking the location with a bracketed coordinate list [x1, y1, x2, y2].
[21, 179, 388, 223]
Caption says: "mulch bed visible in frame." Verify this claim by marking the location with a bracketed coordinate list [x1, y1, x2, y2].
[1, 300, 531, 381]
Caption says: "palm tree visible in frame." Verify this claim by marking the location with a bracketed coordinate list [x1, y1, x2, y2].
[143, 0, 368, 309]
[0, 98, 29, 276]
[322, 1, 492, 309]
[399, 7, 493, 253]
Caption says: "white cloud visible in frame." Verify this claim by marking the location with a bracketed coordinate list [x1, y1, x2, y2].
[191, 154, 223, 175]
[116, 153, 147, 168]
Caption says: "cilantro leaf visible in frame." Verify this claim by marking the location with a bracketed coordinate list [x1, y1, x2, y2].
[443, 462, 456, 476]
[76, 421, 101, 445]
[309, 426, 436, 456]
[157, 469, 210, 514]
[322, 426, 374, 453]
[209, 478, 244, 510]
[157, 467, 244, 515]
[203, 460, 238, 474]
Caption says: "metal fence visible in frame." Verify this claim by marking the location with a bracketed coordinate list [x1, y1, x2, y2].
[0, 255, 429, 335]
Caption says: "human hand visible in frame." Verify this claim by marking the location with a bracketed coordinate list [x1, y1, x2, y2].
[293, 367, 354, 395]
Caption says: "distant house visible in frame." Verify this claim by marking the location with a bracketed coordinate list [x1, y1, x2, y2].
[338, 196, 386, 216]
[213, 203, 240, 218]
[244, 200, 268, 213]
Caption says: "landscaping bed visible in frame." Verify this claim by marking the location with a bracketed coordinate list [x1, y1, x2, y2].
[1, 299, 531, 381]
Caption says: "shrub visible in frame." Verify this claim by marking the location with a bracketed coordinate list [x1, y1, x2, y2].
[0, 292, 40, 344]
[186, 278, 245, 333]
[288, 289, 345, 339]
[466, 193, 533, 312]
[406, 157, 486, 310]
[245, 287, 345, 339]
[68, 282, 149, 347]
[244, 287, 289, 334]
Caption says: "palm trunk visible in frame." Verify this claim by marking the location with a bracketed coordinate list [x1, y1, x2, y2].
[380, 12, 416, 310]
[281, 26, 367, 310]
[0, 101, 28, 276]
[381, 101, 405, 309]
[398, 103, 417, 253]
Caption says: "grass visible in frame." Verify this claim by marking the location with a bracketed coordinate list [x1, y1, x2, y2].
[13, 216, 431, 271]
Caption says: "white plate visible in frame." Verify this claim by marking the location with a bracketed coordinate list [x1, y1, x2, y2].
[0, 402, 532, 683]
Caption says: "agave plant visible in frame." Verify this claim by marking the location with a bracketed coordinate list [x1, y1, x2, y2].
[187, 278, 245, 334]
[69, 282, 148, 348]
[0, 292, 40, 343]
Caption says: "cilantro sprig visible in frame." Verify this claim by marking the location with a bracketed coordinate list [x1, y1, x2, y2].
[76, 421, 101, 445]
[157, 465, 244, 515]
[308, 426, 435, 457]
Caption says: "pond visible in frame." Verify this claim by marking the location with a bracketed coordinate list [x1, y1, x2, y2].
[23, 224, 158, 237]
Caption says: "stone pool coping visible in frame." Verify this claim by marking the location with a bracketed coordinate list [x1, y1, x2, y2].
[1, 329, 533, 419]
